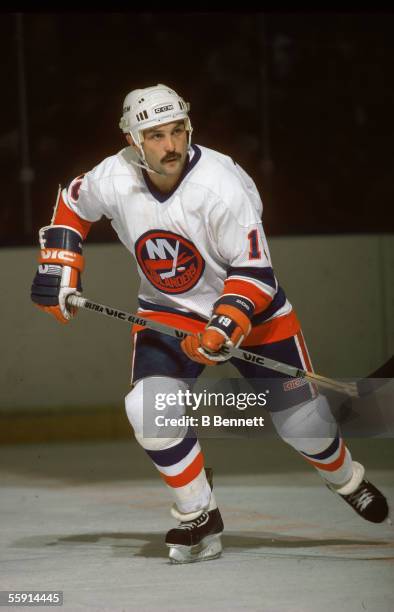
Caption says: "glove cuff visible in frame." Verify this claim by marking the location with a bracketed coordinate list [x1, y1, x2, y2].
[39, 225, 83, 252]
[38, 225, 85, 272]
[39, 249, 85, 272]
[214, 294, 255, 319]
[213, 304, 252, 337]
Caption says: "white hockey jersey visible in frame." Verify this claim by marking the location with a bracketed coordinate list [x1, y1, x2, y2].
[57, 144, 298, 345]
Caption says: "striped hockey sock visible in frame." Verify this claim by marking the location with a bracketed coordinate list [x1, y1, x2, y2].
[144, 427, 211, 515]
[297, 434, 353, 486]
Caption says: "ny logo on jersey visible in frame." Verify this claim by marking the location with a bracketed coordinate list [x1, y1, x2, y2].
[135, 230, 205, 294]
[145, 238, 182, 279]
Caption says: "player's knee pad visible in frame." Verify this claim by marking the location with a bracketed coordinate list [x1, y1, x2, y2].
[124, 376, 189, 451]
[270, 393, 338, 453]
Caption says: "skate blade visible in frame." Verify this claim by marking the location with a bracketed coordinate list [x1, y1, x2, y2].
[167, 534, 222, 564]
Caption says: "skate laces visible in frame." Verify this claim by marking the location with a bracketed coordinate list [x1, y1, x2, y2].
[347, 485, 375, 511]
[179, 512, 209, 530]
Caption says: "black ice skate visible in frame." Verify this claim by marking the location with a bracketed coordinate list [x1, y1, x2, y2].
[166, 468, 224, 564]
[328, 461, 389, 524]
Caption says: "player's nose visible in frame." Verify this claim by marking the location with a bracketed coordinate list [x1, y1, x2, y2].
[163, 135, 176, 151]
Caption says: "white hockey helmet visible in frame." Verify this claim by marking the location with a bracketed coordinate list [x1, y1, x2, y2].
[119, 83, 193, 150]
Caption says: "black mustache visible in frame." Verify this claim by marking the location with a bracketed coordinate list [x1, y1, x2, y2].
[161, 153, 181, 162]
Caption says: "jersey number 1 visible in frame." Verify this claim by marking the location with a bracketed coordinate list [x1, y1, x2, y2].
[247, 229, 261, 260]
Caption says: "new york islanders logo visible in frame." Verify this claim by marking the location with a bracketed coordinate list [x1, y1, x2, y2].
[135, 230, 205, 294]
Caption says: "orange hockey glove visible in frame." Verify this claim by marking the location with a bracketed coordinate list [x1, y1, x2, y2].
[30, 225, 84, 324]
[181, 295, 254, 366]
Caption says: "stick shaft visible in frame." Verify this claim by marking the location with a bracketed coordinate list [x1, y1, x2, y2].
[68, 294, 359, 397]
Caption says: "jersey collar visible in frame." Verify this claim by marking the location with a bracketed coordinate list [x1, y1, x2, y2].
[142, 144, 201, 203]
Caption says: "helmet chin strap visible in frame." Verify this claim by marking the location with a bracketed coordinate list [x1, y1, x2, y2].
[128, 133, 167, 176]
[128, 155, 164, 176]
[128, 131, 191, 177]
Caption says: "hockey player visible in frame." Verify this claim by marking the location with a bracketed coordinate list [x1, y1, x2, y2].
[31, 84, 389, 564]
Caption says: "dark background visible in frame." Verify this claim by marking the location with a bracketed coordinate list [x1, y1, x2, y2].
[2, 11, 394, 246]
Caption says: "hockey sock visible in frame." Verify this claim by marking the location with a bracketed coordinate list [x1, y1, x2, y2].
[292, 434, 353, 486]
[271, 394, 353, 486]
[143, 427, 212, 515]
[125, 378, 212, 515]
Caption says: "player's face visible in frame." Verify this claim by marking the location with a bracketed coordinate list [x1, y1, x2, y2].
[141, 120, 188, 176]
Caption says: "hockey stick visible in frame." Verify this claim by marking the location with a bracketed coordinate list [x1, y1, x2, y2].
[67, 294, 364, 398]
